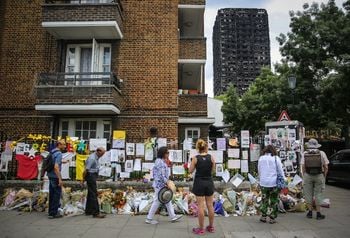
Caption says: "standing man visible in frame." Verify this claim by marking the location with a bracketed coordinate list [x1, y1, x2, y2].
[82, 147, 106, 218]
[47, 139, 66, 219]
[301, 138, 329, 220]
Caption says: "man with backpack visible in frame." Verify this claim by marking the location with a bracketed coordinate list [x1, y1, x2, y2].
[301, 138, 329, 220]
[47, 139, 66, 219]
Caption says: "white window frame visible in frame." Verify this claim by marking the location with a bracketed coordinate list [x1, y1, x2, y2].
[65, 42, 111, 73]
[185, 127, 200, 140]
[59, 118, 112, 141]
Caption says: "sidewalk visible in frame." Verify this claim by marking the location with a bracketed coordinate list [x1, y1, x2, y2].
[1, 185, 349, 238]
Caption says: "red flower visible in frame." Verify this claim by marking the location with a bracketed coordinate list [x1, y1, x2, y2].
[184, 163, 189, 169]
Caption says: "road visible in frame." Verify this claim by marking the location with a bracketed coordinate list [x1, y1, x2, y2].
[0, 184, 349, 238]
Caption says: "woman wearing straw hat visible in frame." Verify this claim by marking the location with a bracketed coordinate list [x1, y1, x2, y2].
[145, 146, 182, 224]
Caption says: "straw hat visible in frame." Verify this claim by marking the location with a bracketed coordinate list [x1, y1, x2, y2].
[158, 187, 173, 204]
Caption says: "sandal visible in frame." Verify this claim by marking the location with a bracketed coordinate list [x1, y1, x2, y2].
[192, 228, 205, 235]
[269, 218, 276, 224]
[206, 225, 215, 233]
[260, 216, 267, 223]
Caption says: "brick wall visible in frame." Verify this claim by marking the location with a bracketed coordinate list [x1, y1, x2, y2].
[179, 38, 206, 59]
[117, 0, 179, 137]
[178, 94, 207, 117]
[118, 117, 178, 141]
[42, 4, 124, 31]
[0, 0, 54, 137]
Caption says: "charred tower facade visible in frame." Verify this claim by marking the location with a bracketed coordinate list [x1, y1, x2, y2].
[213, 8, 270, 96]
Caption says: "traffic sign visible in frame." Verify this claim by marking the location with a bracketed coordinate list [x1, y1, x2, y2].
[278, 110, 291, 121]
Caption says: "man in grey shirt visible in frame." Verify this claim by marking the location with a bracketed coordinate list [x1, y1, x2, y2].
[82, 147, 106, 218]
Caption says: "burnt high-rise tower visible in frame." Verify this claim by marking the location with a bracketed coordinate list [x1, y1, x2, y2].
[213, 8, 270, 96]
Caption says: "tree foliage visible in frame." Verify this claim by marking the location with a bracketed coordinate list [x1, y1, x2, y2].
[221, 0, 350, 146]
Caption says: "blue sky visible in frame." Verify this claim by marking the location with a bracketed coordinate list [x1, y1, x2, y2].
[204, 0, 344, 97]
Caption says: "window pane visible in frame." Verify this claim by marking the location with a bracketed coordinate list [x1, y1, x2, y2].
[62, 131, 68, 138]
[90, 121, 97, 130]
[82, 131, 89, 139]
[62, 121, 69, 130]
[90, 131, 96, 138]
[104, 124, 110, 131]
[76, 121, 82, 130]
[187, 130, 192, 138]
[103, 132, 110, 139]
[83, 121, 89, 130]
[75, 131, 81, 138]
[103, 47, 111, 65]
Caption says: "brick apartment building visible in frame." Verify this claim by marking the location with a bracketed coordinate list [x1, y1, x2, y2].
[0, 0, 214, 147]
[213, 8, 270, 96]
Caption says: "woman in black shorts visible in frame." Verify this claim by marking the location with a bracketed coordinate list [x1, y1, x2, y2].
[189, 139, 215, 235]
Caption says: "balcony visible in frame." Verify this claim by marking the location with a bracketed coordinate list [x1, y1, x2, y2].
[178, 94, 207, 117]
[178, 3, 204, 39]
[42, 0, 123, 39]
[34, 72, 123, 115]
[179, 38, 206, 59]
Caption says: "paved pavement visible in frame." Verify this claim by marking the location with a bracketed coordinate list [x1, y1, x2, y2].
[0, 184, 349, 238]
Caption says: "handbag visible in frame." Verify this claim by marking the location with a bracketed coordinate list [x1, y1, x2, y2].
[275, 156, 286, 189]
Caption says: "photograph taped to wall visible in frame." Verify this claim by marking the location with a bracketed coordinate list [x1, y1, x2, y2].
[169, 150, 183, 163]
[0, 160, 8, 172]
[287, 151, 297, 163]
[279, 150, 286, 159]
[125, 160, 133, 172]
[215, 163, 224, 176]
[126, 143, 135, 156]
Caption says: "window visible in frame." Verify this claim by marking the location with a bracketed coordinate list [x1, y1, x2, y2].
[65, 41, 111, 74]
[61, 121, 69, 138]
[185, 127, 200, 140]
[59, 118, 112, 141]
[75, 121, 97, 140]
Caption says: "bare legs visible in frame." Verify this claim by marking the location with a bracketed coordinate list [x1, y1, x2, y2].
[196, 195, 214, 229]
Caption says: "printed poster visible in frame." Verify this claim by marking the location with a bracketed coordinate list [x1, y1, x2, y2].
[169, 150, 183, 163]
[89, 138, 107, 151]
[227, 148, 240, 158]
[216, 138, 226, 151]
[208, 150, 223, 163]
[241, 130, 250, 148]
[113, 130, 126, 140]
[136, 143, 145, 157]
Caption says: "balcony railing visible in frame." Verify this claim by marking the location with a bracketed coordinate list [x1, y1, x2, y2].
[34, 72, 123, 109]
[37, 72, 122, 89]
[45, 0, 120, 5]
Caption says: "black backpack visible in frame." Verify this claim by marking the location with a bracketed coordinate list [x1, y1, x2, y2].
[41, 150, 59, 176]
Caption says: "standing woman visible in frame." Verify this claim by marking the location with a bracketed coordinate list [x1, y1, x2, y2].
[189, 139, 215, 235]
[145, 146, 182, 224]
[258, 145, 285, 224]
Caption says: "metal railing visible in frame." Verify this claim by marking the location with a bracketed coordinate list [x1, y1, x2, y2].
[44, 0, 119, 4]
[37, 72, 122, 90]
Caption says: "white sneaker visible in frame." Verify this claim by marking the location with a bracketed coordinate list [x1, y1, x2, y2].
[145, 219, 159, 225]
[171, 214, 183, 223]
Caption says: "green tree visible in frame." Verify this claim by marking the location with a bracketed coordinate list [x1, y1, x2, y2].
[276, 0, 350, 146]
